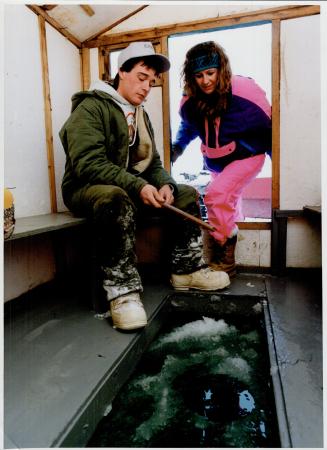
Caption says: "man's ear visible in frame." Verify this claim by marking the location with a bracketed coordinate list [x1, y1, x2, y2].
[118, 69, 125, 80]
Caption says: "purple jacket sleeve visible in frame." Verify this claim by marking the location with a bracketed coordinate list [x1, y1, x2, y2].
[172, 96, 199, 155]
[174, 120, 199, 153]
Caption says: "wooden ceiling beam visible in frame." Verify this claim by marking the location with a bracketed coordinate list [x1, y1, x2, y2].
[80, 5, 95, 17]
[38, 15, 58, 213]
[83, 5, 148, 43]
[82, 4, 320, 48]
[41, 5, 58, 11]
[27, 5, 82, 48]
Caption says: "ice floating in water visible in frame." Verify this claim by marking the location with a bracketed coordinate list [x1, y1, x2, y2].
[253, 302, 263, 313]
[152, 316, 234, 348]
[260, 420, 267, 437]
[88, 315, 278, 448]
[126, 318, 257, 442]
[239, 390, 255, 413]
[103, 403, 112, 416]
[214, 357, 251, 383]
[241, 329, 260, 343]
[94, 311, 111, 320]
[204, 389, 213, 401]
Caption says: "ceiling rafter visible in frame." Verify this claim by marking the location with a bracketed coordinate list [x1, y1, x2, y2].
[41, 5, 58, 11]
[82, 4, 320, 48]
[83, 5, 148, 43]
[79, 5, 95, 17]
[27, 5, 82, 48]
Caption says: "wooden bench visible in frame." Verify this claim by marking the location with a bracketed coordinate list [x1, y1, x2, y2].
[6, 211, 88, 279]
[6, 211, 86, 241]
[271, 205, 321, 275]
[5, 213, 88, 272]
[303, 204, 321, 220]
[5, 211, 165, 313]
[4, 211, 94, 305]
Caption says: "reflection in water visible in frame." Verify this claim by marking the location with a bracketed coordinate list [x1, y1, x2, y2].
[87, 316, 279, 448]
[239, 389, 255, 413]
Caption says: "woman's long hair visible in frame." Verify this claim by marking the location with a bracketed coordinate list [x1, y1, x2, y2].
[182, 41, 232, 120]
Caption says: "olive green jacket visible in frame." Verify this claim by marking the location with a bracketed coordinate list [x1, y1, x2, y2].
[59, 88, 176, 203]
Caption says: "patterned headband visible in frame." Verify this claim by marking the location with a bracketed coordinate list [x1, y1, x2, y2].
[189, 53, 220, 74]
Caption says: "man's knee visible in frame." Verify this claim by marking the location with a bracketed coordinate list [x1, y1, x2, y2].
[174, 183, 199, 210]
[85, 185, 129, 206]
[86, 185, 135, 224]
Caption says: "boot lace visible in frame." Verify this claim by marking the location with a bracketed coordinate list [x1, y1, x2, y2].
[198, 267, 215, 278]
[113, 293, 142, 307]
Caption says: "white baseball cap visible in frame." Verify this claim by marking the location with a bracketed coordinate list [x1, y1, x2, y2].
[118, 41, 170, 73]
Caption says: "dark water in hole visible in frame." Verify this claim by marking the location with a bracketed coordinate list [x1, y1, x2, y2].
[87, 312, 280, 448]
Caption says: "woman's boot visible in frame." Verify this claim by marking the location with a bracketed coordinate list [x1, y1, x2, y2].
[202, 228, 218, 265]
[210, 235, 237, 277]
[203, 230, 237, 277]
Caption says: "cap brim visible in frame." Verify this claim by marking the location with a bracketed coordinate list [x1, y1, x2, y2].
[155, 54, 171, 73]
[119, 51, 171, 73]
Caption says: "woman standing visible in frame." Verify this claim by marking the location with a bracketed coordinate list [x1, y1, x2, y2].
[172, 41, 271, 277]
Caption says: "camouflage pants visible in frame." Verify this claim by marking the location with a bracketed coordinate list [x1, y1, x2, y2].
[65, 183, 205, 301]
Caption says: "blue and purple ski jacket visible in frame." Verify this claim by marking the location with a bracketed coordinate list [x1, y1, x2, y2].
[173, 75, 272, 173]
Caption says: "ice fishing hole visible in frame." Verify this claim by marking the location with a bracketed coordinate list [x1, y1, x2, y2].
[87, 294, 280, 448]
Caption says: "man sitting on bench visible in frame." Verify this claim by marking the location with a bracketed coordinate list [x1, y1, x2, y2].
[59, 42, 230, 331]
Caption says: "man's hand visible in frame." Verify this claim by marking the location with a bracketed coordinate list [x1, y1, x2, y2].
[140, 184, 165, 208]
[140, 184, 174, 208]
[159, 184, 174, 205]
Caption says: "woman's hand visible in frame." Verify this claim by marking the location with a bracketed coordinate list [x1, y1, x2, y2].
[171, 144, 183, 163]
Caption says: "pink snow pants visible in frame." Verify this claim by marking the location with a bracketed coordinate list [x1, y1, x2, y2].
[204, 154, 266, 244]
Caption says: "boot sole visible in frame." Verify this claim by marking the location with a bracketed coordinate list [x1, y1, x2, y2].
[209, 265, 237, 278]
[172, 282, 230, 291]
[112, 320, 147, 331]
[228, 271, 237, 278]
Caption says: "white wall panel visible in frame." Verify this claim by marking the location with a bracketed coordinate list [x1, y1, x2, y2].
[280, 15, 321, 209]
[280, 15, 321, 268]
[236, 230, 271, 268]
[46, 23, 81, 212]
[144, 87, 164, 162]
[4, 7, 81, 301]
[4, 5, 49, 217]
[90, 48, 99, 84]
[286, 219, 322, 268]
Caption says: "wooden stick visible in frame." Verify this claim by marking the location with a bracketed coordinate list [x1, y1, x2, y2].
[162, 203, 216, 232]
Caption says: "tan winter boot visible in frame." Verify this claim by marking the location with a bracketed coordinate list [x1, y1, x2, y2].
[110, 292, 147, 330]
[171, 267, 230, 291]
[210, 235, 237, 278]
